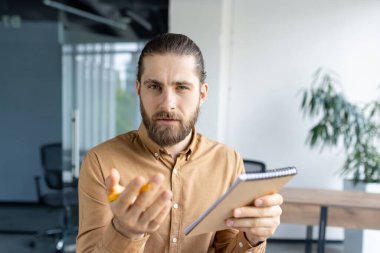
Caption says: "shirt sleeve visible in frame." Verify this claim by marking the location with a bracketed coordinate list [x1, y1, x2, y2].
[76, 151, 149, 253]
[214, 230, 266, 253]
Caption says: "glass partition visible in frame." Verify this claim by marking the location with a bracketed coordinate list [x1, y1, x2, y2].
[62, 42, 143, 181]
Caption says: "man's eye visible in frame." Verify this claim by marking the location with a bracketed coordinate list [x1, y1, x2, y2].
[149, 84, 160, 90]
[177, 85, 189, 90]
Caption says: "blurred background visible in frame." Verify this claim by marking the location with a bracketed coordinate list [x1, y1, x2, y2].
[1, 0, 380, 252]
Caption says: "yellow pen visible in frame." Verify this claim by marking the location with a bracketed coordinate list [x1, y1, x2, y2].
[108, 183, 152, 202]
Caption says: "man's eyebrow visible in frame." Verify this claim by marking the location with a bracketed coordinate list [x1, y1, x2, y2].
[174, 81, 194, 86]
[143, 79, 195, 86]
[143, 79, 162, 86]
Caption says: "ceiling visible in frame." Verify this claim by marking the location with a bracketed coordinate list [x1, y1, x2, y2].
[0, 0, 169, 40]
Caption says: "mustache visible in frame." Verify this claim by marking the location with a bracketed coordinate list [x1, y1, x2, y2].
[153, 111, 181, 121]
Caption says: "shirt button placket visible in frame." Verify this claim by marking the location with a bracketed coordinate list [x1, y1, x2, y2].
[170, 166, 180, 253]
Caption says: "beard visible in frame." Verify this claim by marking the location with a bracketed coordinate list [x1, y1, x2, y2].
[140, 101, 200, 147]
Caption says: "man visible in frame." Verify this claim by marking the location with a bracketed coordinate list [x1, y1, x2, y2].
[77, 33, 283, 253]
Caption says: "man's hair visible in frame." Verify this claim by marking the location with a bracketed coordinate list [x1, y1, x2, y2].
[137, 33, 207, 83]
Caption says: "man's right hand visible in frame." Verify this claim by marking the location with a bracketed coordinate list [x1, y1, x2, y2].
[105, 168, 172, 239]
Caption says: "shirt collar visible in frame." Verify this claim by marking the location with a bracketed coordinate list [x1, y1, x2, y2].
[138, 123, 196, 159]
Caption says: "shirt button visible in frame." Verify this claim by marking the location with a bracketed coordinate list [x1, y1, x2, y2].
[154, 152, 159, 157]
[239, 242, 244, 247]
[173, 169, 178, 175]
[172, 237, 177, 243]
[173, 203, 179, 209]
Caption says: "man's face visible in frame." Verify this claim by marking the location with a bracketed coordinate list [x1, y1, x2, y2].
[136, 54, 208, 147]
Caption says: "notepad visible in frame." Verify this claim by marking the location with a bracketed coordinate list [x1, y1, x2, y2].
[184, 166, 297, 236]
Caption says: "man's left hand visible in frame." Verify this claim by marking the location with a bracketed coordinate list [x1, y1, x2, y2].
[225, 193, 283, 246]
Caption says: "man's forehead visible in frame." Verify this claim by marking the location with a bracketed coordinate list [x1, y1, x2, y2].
[141, 54, 200, 83]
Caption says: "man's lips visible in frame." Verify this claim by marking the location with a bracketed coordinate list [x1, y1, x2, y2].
[155, 118, 179, 124]
[156, 118, 178, 121]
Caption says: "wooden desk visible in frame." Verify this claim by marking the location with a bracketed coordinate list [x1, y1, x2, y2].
[279, 187, 380, 253]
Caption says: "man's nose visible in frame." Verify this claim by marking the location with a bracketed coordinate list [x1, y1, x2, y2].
[160, 89, 176, 111]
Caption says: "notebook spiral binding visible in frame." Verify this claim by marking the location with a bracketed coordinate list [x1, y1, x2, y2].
[242, 166, 297, 181]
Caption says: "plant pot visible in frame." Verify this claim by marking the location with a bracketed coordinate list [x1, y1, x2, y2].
[343, 180, 380, 253]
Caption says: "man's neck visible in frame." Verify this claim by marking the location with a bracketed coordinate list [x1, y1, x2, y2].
[164, 131, 193, 161]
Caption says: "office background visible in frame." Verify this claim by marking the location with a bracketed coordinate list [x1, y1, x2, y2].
[1, 0, 380, 252]
[170, 0, 380, 243]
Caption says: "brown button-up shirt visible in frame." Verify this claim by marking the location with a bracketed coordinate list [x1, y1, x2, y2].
[76, 124, 266, 253]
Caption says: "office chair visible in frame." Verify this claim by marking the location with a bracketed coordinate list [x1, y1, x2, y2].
[243, 159, 266, 173]
[33, 143, 78, 252]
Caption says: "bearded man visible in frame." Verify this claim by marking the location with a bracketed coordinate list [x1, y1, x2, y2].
[77, 33, 283, 253]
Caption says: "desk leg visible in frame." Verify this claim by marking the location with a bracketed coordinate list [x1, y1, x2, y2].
[305, 225, 313, 253]
[317, 206, 328, 253]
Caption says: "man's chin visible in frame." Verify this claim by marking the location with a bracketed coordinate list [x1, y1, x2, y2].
[154, 126, 179, 137]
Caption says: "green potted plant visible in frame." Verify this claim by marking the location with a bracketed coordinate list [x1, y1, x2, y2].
[300, 68, 380, 184]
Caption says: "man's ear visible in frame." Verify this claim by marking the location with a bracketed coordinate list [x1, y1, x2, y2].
[199, 83, 209, 106]
[136, 80, 141, 96]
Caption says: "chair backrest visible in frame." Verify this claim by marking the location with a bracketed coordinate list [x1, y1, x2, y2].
[40, 143, 63, 190]
[243, 159, 266, 173]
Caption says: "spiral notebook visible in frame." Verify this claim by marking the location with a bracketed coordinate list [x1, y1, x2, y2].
[184, 166, 297, 236]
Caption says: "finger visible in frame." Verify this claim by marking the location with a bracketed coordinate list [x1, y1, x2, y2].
[112, 176, 147, 214]
[140, 190, 172, 225]
[233, 205, 282, 218]
[106, 169, 126, 202]
[131, 173, 165, 212]
[106, 168, 120, 190]
[254, 193, 283, 207]
[226, 217, 280, 229]
[147, 201, 172, 231]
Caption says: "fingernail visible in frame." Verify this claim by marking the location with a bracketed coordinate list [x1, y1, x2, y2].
[153, 174, 164, 183]
[255, 199, 263, 206]
[226, 220, 234, 227]
[134, 177, 144, 185]
[162, 192, 171, 200]
[234, 209, 241, 217]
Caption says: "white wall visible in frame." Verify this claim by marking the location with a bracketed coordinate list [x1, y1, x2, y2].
[170, 0, 380, 240]
[228, 0, 380, 239]
[228, 0, 380, 182]
[169, 0, 223, 141]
